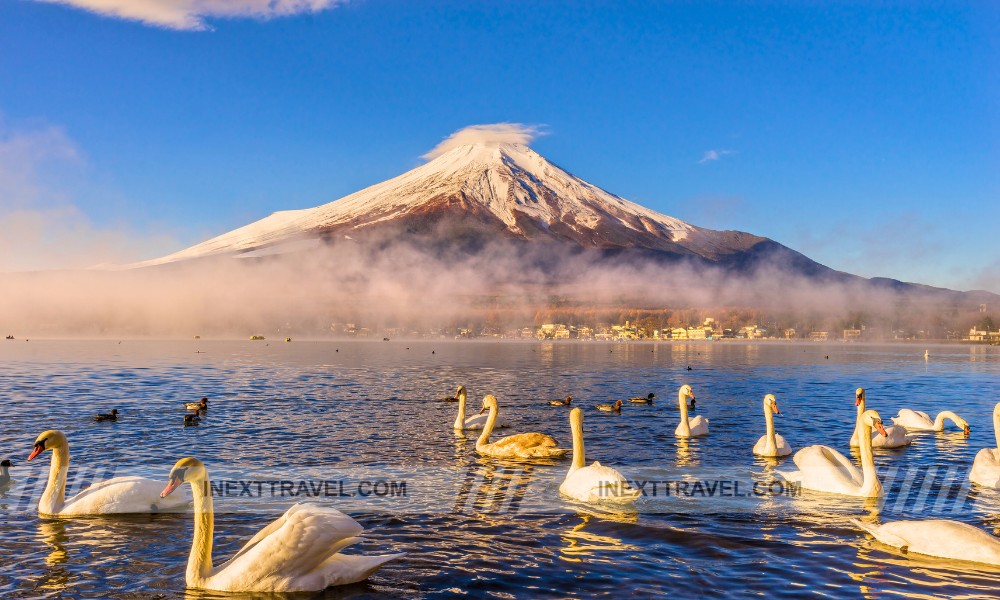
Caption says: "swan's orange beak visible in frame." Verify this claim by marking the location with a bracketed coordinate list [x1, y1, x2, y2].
[874, 421, 888, 437]
[479, 406, 487, 415]
[161, 476, 183, 498]
[855, 395, 862, 406]
[773, 404, 781, 415]
[27, 443, 44, 461]
[964, 425, 971, 437]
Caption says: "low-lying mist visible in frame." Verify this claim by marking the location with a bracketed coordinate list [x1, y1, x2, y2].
[0, 233, 991, 339]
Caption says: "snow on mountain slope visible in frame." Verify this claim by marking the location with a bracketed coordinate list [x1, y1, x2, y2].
[137, 140, 768, 267]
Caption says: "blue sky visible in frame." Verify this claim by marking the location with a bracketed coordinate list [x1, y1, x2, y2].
[0, 1, 997, 291]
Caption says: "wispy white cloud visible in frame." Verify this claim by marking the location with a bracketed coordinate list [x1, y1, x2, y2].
[423, 123, 545, 160]
[0, 118, 179, 271]
[698, 149, 735, 164]
[30, 0, 346, 31]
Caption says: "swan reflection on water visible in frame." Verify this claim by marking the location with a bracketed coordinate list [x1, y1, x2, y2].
[559, 511, 640, 562]
[32, 519, 70, 595]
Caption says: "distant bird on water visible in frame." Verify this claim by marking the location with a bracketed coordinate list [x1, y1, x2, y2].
[628, 393, 656, 404]
[547, 397, 573, 406]
[185, 397, 208, 411]
[184, 414, 200, 427]
[93, 409, 118, 422]
[596, 400, 623, 413]
[0, 459, 13, 486]
[440, 385, 466, 403]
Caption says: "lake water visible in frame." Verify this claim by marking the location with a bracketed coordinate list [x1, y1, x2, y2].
[1, 339, 999, 598]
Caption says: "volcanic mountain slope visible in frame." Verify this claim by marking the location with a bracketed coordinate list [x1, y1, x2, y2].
[138, 141, 833, 277]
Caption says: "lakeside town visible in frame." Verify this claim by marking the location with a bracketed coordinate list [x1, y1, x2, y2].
[325, 312, 1000, 344]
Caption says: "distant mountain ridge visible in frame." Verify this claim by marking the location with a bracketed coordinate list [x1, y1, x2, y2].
[134, 139, 996, 305]
[137, 142, 824, 271]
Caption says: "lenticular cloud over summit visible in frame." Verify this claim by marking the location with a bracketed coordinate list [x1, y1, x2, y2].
[422, 123, 544, 160]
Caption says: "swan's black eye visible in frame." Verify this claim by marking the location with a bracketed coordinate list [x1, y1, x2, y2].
[170, 467, 188, 481]
[35, 439, 46, 450]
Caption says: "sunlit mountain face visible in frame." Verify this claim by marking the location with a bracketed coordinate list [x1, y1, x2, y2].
[136, 140, 834, 279]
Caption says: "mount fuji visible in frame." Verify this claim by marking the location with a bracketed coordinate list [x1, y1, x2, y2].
[137, 137, 833, 278]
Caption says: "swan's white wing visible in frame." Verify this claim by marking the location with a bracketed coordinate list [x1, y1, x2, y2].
[970, 448, 1000, 488]
[209, 503, 378, 592]
[688, 415, 709, 436]
[480, 432, 568, 458]
[60, 476, 192, 515]
[892, 409, 933, 429]
[789, 445, 863, 494]
[559, 461, 638, 503]
[871, 425, 912, 449]
[461, 414, 507, 430]
[854, 519, 1000, 565]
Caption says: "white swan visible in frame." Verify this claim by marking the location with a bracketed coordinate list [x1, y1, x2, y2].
[778, 410, 887, 497]
[453, 387, 507, 430]
[752, 394, 792, 457]
[853, 518, 1000, 565]
[26, 430, 191, 516]
[970, 402, 1000, 488]
[849, 388, 912, 449]
[475, 395, 569, 459]
[160, 457, 401, 592]
[674, 385, 707, 437]
[559, 408, 639, 503]
[891, 408, 970, 435]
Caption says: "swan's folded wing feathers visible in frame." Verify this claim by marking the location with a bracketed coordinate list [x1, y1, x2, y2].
[215, 503, 365, 588]
[791, 445, 863, 490]
[63, 476, 191, 515]
[491, 432, 559, 449]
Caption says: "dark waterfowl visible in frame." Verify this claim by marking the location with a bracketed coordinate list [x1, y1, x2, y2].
[184, 414, 201, 426]
[628, 393, 656, 404]
[93, 409, 118, 422]
[440, 385, 466, 403]
[595, 400, 623, 413]
[185, 397, 209, 411]
[547, 396, 573, 406]
[0, 459, 13, 486]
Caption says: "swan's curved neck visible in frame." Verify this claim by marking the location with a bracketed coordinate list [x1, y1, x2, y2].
[857, 420, 881, 496]
[187, 473, 215, 585]
[570, 415, 585, 472]
[453, 393, 467, 429]
[476, 404, 497, 449]
[39, 446, 70, 515]
[678, 392, 691, 436]
[764, 405, 776, 450]
[934, 411, 961, 431]
[851, 397, 865, 444]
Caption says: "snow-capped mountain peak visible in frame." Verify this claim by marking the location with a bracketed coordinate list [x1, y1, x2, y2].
[138, 136, 768, 267]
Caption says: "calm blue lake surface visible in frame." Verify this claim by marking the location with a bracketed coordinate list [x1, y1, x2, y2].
[1, 339, 999, 598]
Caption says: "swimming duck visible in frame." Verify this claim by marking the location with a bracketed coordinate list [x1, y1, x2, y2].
[628, 393, 656, 404]
[547, 397, 573, 406]
[184, 414, 201, 426]
[0, 459, 12, 486]
[93, 409, 118, 422]
[439, 385, 465, 403]
[595, 400, 623, 413]
[185, 397, 209, 411]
